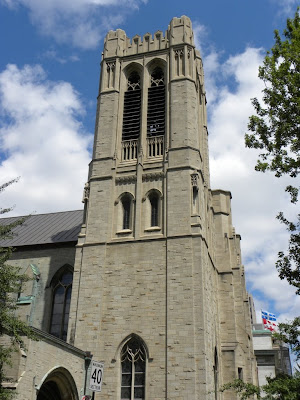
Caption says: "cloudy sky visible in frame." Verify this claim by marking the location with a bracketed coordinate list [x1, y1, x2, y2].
[0, 0, 299, 325]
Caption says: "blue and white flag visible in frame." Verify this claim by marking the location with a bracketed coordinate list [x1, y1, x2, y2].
[261, 310, 278, 332]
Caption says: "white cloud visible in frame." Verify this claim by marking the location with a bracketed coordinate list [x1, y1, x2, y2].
[192, 21, 207, 55]
[0, 64, 92, 215]
[204, 47, 299, 323]
[1, 0, 148, 49]
[270, 0, 299, 15]
[42, 49, 80, 64]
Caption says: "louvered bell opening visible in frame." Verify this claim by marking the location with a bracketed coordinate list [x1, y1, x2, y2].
[147, 85, 165, 137]
[122, 89, 141, 140]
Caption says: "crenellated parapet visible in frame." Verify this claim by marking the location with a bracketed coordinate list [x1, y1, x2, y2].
[168, 15, 194, 47]
[100, 16, 204, 94]
[103, 15, 195, 59]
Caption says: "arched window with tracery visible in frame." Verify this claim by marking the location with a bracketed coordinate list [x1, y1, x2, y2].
[147, 67, 165, 157]
[122, 71, 141, 162]
[121, 337, 146, 400]
[49, 266, 73, 341]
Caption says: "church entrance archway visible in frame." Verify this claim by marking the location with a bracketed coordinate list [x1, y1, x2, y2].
[37, 367, 78, 400]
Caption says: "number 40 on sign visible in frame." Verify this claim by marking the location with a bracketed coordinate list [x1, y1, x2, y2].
[89, 361, 104, 392]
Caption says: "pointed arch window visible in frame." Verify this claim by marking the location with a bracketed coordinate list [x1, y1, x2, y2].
[213, 348, 219, 400]
[144, 190, 162, 232]
[121, 337, 146, 400]
[122, 195, 132, 230]
[122, 71, 141, 141]
[149, 192, 159, 227]
[49, 267, 73, 341]
[191, 173, 199, 215]
[147, 67, 165, 137]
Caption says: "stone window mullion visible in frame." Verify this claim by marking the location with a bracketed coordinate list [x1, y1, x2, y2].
[131, 357, 135, 400]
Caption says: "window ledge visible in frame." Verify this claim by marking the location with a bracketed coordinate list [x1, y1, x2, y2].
[191, 223, 201, 228]
[116, 229, 133, 235]
[17, 296, 33, 304]
[144, 226, 161, 232]
[145, 156, 163, 162]
[119, 160, 137, 166]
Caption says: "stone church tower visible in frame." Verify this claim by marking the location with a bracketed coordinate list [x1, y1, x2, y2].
[68, 16, 256, 400]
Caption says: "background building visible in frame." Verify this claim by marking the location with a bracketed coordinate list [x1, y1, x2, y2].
[1, 16, 257, 400]
[252, 324, 292, 387]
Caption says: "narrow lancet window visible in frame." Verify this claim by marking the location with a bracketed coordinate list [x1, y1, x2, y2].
[214, 348, 219, 400]
[122, 72, 141, 141]
[147, 67, 165, 158]
[191, 172, 199, 215]
[122, 196, 131, 230]
[50, 268, 73, 341]
[192, 186, 198, 214]
[149, 193, 159, 227]
[147, 67, 165, 137]
[121, 338, 146, 400]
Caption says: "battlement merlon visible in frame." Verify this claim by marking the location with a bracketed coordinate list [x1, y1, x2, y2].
[102, 15, 196, 59]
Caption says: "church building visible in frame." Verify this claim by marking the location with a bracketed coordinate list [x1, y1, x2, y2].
[1, 16, 257, 400]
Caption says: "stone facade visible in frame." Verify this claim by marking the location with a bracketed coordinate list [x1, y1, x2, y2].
[68, 15, 257, 400]
[9, 245, 76, 332]
[4, 329, 87, 400]
[0, 242, 90, 399]
[1, 16, 257, 400]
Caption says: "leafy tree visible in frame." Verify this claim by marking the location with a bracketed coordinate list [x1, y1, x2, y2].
[276, 212, 300, 296]
[262, 372, 300, 400]
[222, 8, 300, 399]
[0, 179, 34, 400]
[221, 373, 300, 400]
[245, 6, 300, 357]
[220, 379, 261, 400]
[245, 7, 300, 294]
[274, 317, 300, 363]
[245, 8, 300, 182]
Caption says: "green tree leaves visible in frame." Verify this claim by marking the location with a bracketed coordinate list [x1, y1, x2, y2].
[0, 179, 35, 400]
[221, 374, 300, 400]
[220, 379, 261, 400]
[246, 5, 300, 318]
[245, 9, 300, 180]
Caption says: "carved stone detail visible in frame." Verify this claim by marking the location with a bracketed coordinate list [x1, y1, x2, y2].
[142, 172, 165, 182]
[174, 48, 184, 57]
[106, 61, 116, 71]
[82, 182, 90, 203]
[191, 172, 199, 189]
[115, 175, 137, 184]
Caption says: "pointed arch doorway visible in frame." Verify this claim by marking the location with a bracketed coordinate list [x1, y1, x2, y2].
[37, 367, 78, 400]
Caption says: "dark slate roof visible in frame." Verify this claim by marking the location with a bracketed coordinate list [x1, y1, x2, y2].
[0, 210, 83, 247]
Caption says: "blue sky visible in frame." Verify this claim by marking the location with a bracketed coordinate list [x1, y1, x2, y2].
[0, 0, 299, 327]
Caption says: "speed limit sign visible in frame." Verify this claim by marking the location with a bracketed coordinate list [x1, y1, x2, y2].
[89, 361, 104, 392]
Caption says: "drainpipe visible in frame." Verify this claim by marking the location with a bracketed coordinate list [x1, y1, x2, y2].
[84, 351, 93, 398]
